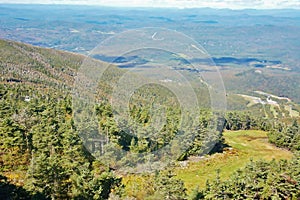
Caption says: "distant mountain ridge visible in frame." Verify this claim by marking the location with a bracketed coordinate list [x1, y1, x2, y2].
[0, 39, 84, 89]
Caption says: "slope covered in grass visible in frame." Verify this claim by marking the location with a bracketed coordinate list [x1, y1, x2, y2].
[176, 130, 293, 192]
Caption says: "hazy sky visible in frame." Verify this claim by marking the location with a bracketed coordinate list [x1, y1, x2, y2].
[1, 0, 300, 9]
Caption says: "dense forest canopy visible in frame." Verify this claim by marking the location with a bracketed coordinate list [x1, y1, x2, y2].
[0, 34, 299, 200]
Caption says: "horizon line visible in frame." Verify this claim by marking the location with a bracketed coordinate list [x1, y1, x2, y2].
[1, 2, 300, 10]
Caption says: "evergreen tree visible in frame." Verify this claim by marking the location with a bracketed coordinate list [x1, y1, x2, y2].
[151, 169, 187, 200]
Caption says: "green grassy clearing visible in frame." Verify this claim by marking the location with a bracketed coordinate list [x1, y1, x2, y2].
[175, 130, 293, 192]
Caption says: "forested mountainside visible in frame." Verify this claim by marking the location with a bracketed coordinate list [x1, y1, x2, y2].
[0, 39, 83, 87]
[0, 39, 299, 199]
[0, 39, 123, 199]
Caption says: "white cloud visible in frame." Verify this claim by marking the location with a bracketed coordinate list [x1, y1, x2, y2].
[0, 0, 300, 9]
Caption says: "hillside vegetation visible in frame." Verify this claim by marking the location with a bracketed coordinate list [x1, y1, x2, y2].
[0, 39, 299, 199]
[0, 39, 222, 199]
